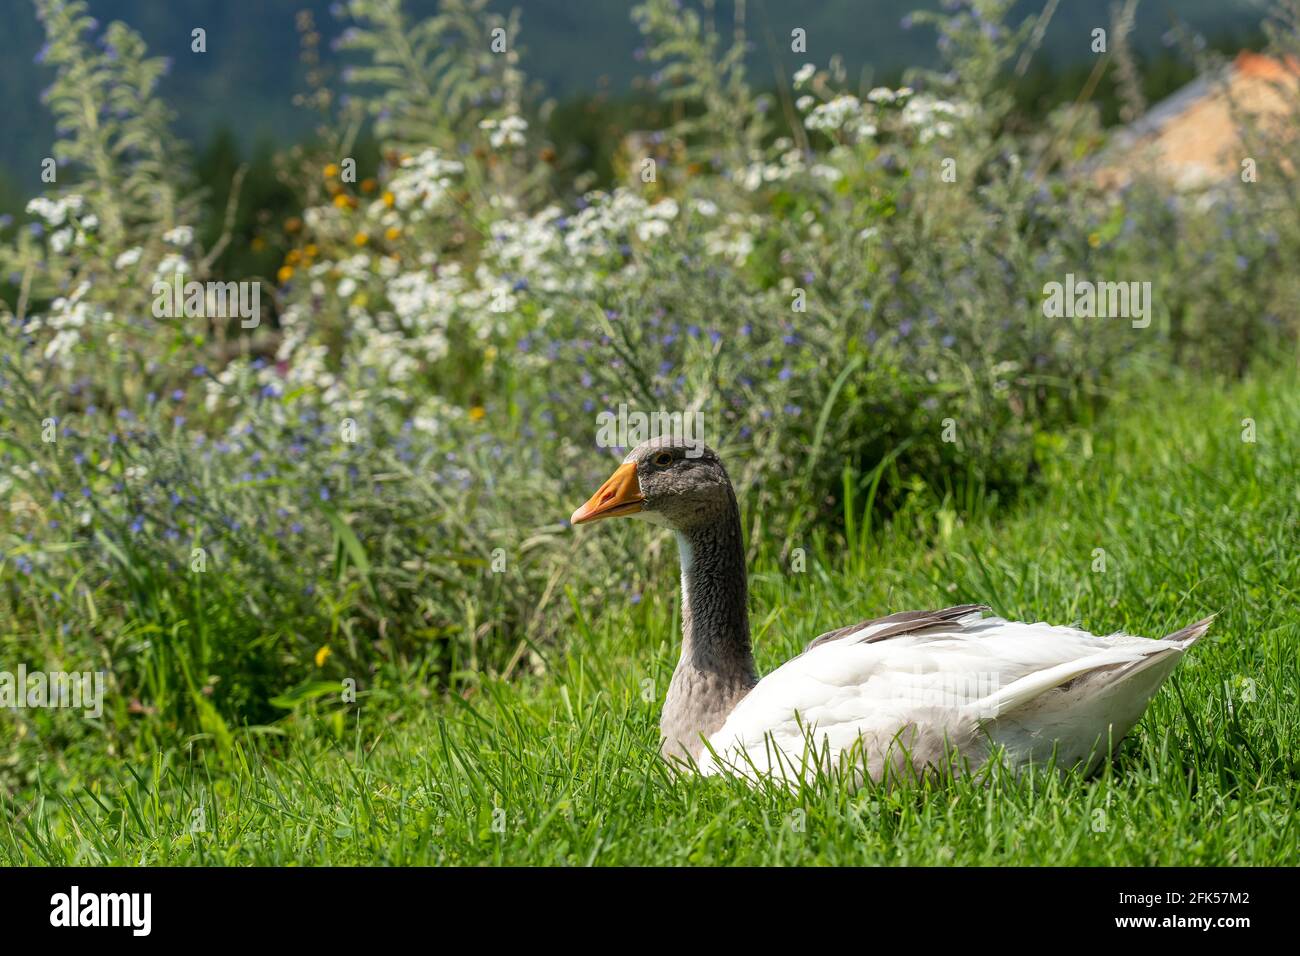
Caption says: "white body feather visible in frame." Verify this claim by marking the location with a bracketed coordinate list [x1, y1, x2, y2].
[695, 611, 1205, 786]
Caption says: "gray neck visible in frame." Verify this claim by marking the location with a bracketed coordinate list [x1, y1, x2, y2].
[660, 493, 759, 762]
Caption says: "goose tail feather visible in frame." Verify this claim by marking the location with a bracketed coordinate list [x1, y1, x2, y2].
[1162, 614, 1216, 646]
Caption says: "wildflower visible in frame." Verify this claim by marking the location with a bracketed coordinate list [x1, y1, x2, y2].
[114, 247, 143, 269]
[277, 265, 294, 283]
[793, 63, 816, 88]
[384, 226, 401, 241]
[468, 406, 486, 422]
[324, 163, 340, 178]
[353, 232, 369, 246]
[315, 646, 332, 667]
[162, 225, 194, 246]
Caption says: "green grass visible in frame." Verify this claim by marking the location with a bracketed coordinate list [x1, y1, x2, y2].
[3, 369, 1298, 865]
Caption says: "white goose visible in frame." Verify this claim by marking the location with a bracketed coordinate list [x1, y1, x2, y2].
[571, 438, 1212, 787]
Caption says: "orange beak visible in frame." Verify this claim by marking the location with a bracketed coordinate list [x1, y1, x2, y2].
[570, 461, 644, 525]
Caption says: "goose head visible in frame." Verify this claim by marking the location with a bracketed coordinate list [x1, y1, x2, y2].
[570, 438, 733, 533]
[571, 437, 758, 759]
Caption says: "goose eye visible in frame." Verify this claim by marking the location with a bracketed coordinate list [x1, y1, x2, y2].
[653, 451, 673, 468]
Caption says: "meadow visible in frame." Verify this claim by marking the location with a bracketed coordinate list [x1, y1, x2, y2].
[1, 0, 1298, 866]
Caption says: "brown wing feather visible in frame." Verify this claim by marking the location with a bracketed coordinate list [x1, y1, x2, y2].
[803, 603, 990, 652]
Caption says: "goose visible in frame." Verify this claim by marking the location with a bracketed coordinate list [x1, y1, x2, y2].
[570, 437, 1213, 787]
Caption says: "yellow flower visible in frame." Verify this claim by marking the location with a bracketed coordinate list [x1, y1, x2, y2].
[1088, 232, 1101, 248]
[468, 405, 486, 422]
[314, 646, 332, 667]
[277, 265, 294, 283]
[304, 244, 319, 257]
[360, 177, 377, 193]
[384, 226, 401, 241]
[250, 237, 266, 252]
[284, 216, 303, 234]
[323, 163, 339, 178]
[383, 191, 395, 208]
[333, 193, 352, 209]
[285, 248, 301, 266]
[353, 232, 369, 246]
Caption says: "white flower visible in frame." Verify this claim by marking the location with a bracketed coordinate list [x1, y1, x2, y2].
[153, 254, 190, 282]
[389, 149, 464, 216]
[792, 63, 816, 88]
[636, 219, 670, 241]
[114, 248, 143, 270]
[25, 193, 86, 227]
[805, 95, 874, 138]
[796, 95, 816, 112]
[49, 228, 74, 254]
[162, 225, 194, 246]
[691, 198, 719, 217]
[337, 277, 357, 298]
[480, 114, 528, 149]
[26, 197, 64, 225]
[646, 198, 678, 220]
[867, 87, 895, 104]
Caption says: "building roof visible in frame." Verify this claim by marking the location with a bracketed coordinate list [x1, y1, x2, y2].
[1093, 51, 1299, 190]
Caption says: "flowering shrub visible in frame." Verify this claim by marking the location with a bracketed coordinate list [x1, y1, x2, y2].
[2, 0, 1298, 752]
